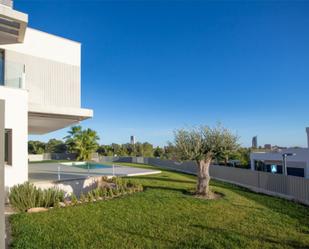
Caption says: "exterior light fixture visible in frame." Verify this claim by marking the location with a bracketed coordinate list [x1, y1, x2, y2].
[282, 153, 296, 176]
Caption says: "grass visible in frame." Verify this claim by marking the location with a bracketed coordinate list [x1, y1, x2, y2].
[10, 163, 309, 249]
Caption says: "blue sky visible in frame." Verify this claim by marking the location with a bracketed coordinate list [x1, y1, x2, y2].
[21, 0, 309, 147]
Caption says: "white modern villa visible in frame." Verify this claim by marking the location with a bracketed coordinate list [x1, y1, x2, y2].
[250, 128, 309, 179]
[0, 0, 93, 189]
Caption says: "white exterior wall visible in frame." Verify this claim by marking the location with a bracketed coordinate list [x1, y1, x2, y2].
[0, 27, 91, 187]
[0, 28, 82, 109]
[0, 28, 80, 66]
[251, 148, 309, 179]
[0, 87, 28, 188]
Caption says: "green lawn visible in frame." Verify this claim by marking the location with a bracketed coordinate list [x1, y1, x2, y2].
[10, 163, 309, 249]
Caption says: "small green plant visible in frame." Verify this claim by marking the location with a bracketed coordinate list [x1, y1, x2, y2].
[9, 182, 64, 212]
[126, 180, 134, 188]
[71, 194, 78, 206]
[112, 188, 119, 196]
[87, 192, 94, 202]
[54, 197, 61, 209]
[93, 189, 100, 200]
[9, 182, 37, 212]
[100, 188, 107, 198]
[107, 187, 114, 198]
[119, 186, 125, 195]
[40, 188, 64, 208]
[80, 193, 86, 203]
[109, 177, 117, 184]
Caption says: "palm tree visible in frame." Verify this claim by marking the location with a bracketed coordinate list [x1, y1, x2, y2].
[64, 126, 99, 161]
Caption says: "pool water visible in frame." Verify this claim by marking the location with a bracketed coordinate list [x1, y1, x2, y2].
[72, 163, 112, 170]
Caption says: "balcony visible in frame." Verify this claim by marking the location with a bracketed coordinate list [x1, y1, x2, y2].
[0, 60, 25, 89]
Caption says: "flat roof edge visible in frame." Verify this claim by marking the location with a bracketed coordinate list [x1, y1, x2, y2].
[27, 27, 81, 45]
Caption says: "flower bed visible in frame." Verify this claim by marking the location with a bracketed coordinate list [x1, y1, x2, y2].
[9, 177, 143, 212]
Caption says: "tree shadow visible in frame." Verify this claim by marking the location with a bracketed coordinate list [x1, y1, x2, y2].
[143, 185, 193, 195]
[143, 186, 225, 201]
[130, 176, 196, 184]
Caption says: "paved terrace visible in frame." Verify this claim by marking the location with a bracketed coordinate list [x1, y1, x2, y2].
[29, 162, 161, 182]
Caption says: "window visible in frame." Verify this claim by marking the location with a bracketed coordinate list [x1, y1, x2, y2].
[0, 50, 4, 86]
[287, 167, 304, 177]
[5, 129, 12, 165]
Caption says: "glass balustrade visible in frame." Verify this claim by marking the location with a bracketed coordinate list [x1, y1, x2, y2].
[0, 59, 25, 89]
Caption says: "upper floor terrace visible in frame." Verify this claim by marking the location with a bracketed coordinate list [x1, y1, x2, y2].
[0, 27, 93, 134]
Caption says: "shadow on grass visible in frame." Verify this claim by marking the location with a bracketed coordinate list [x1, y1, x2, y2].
[131, 176, 196, 184]
[143, 185, 193, 195]
[99, 218, 307, 249]
[211, 179, 309, 231]
[143, 186, 225, 202]
[186, 225, 309, 249]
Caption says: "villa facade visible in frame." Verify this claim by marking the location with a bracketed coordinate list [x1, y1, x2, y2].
[250, 128, 309, 179]
[0, 0, 93, 188]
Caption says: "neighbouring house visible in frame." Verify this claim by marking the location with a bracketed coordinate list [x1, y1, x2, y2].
[0, 0, 93, 190]
[250, 128, 309, 178]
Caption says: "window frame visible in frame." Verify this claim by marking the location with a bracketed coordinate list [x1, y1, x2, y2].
[4, 129, 12, 166]
[0, 49, 4, 86]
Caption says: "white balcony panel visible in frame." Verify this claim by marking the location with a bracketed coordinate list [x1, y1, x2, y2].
[5, 50, 81, 108]
[0, 28, 80, 65]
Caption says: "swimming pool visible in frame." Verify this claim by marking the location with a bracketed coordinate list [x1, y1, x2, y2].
[61, 162, 112, 169]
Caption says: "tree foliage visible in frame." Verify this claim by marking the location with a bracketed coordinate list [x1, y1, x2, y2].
[28, 141, 46, 154]
[45, 139, 67, 153]
[174, 125, 239, 162]
[64, 126, 100, 161]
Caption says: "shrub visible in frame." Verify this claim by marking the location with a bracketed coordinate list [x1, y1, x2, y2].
[80, 194, 86, 203]
[87, 192, 94, 202]
[107, 187, 114, 198]
[112, 188, 119, 196]
[119, 185, 125, 195]
[71, 194, 78, 206]
[93, 189, 100, 200]
[9, 182, 64, 212]
[9, 182, 38, 212]
[99, 188, 107, 198]
[40, 188, 64, 208]
[54, 197, 61, 208]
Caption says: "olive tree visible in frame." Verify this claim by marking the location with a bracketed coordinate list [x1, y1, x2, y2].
[174, 124, 239, 197]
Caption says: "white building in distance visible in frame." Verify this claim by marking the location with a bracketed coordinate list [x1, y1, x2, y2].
[250, 128, 309, 178]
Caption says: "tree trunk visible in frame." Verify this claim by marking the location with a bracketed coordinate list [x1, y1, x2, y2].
[196, 158, 212, 197]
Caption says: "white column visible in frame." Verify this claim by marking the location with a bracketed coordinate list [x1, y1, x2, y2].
[0, 99, 5, 249]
